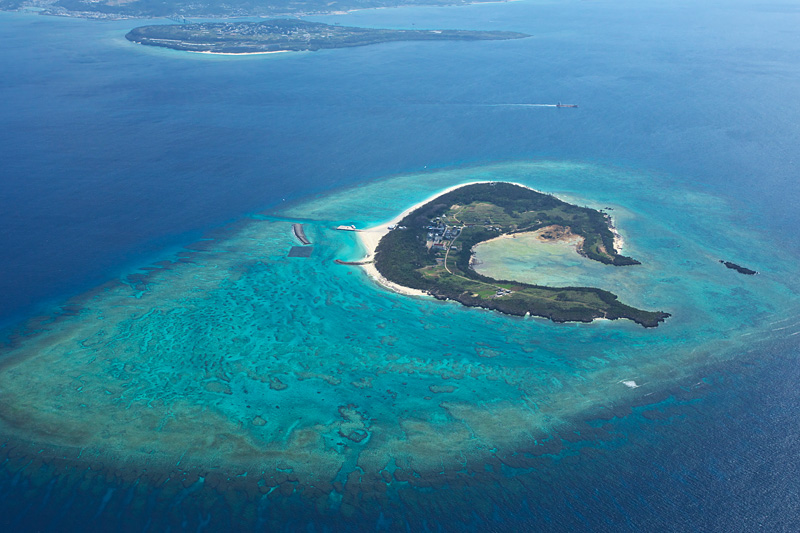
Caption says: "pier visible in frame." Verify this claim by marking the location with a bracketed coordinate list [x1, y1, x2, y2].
[292, 223, 311, 245]
[334, 259, 373, 265]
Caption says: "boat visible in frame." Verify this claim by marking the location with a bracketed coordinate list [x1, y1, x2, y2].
[556, 102, 579, 108]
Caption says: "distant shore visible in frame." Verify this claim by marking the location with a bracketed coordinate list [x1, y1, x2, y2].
[17, 0, 519, 22]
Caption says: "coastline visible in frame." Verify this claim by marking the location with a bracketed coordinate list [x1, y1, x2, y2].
[613, 232, 625, 253]
[607, 214, 626, 253]
[539, 190, 627, 255]
[353, 180, 545, 297]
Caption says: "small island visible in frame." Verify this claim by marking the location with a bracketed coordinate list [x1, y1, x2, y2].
[370, 182, 670, 327]
[125, 20, 530, 54]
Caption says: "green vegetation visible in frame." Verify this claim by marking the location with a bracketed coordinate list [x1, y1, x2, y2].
[125, 20, 529, 54]
[374, 182, 670, 327]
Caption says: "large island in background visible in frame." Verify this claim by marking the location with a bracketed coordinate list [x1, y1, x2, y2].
[126, 20, 529, 54]
[371, 182, 671, 327]
[5, 0, 507, 20]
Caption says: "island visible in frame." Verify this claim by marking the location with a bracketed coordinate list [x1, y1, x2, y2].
[125, 20, 530, 54]
[370, 182, 671, 327]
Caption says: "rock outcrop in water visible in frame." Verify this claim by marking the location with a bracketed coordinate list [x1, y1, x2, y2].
[719, 260, 758, 275]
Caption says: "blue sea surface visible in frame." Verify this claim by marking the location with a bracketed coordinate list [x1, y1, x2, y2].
[1, 0, 799, 531]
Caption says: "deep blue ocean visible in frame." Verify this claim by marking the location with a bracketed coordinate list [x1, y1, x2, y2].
[1, 0, 800, 530]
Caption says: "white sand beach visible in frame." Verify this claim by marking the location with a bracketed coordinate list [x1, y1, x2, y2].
[191, 50, 291, 56]
[611, 224, 626, 253]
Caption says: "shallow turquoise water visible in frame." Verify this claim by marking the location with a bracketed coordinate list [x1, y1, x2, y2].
[3, 160, 796, 533]
[4, 161, 791, 485]
[2, 1, 800, 530]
